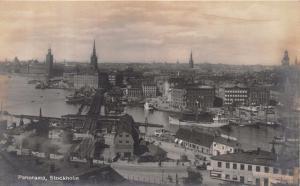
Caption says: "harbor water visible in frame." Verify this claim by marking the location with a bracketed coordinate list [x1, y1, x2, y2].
[0, 75, 284, 151]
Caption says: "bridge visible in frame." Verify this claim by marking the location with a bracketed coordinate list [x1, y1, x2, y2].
[13, 114, 163, 128]
[13, 89, 163, 139]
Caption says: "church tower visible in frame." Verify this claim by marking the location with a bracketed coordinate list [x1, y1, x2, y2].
[90, 40, 98, 70]
[189, 51, 194, 68]
[281, 50, 289, 66]
[46, 48, 53, 77]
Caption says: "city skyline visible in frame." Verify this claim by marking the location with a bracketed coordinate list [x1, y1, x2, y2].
[0, 1, 299, 65]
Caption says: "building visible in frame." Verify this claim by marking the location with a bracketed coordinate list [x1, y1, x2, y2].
[186, 85, 215, 110]
[154, 75, 169, 95]
[114, 131, 134, 159]
[98, 72, 109, 89]
[73, 74, 98, 89]
[174, 128, 214, 155]
[281, 50, 289, 66]
[28, 63, 47, 74]
[48, 129, 64, 142]
[189, 51, 194, 68]
[62, 72, 76, 84]
[212, 135, 240, 156]
[45, 48, 54, 77]
[209, 149, 299, 186]
[108, 73, 116, 86]
[224, 86, 249, 106]
[113, 115, 139, 159]
[142, 83, 157, 98]
[126, 86, 143, 101]
[90, 40, 98, 70]
[170, 87, 186, 109]
[249, 86, 270, 106]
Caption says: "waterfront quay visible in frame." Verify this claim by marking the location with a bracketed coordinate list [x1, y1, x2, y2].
[0, 50, 299, 186]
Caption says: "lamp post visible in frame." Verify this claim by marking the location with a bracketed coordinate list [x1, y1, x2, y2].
[195, 100, 199, 121]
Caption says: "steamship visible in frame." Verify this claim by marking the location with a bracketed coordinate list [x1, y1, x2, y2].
[169, 112, 229, 128]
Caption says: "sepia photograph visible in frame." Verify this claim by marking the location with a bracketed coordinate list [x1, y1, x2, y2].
[0, 1, 299, 186]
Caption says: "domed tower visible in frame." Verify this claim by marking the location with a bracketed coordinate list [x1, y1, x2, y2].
[281, 50, 289, 66]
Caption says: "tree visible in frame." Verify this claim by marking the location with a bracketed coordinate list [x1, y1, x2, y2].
[213, 97, 223, 107]
[184, 169, 203, 185]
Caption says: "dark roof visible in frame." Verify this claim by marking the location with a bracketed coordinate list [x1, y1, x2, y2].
[175, 128, 214, 148]
[214, 136, 240, 147]
[115, 114, 135, 135]
[224, 85, 248, 89]
[211, 150, 298, 169]
[115, 114, 139, 144]
[147, 144, 167, 156]
[186, 85, 214, 90]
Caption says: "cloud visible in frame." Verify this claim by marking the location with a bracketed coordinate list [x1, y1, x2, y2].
[0, 1, 299, 65]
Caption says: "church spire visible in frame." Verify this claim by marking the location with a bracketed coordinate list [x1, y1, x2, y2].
[90, 40, 98, 70]
[93, 40, 96, 55]
[189, 50, 194, 68]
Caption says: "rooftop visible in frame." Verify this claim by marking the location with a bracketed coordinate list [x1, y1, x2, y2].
[211, 149, 298, 169]
[175, 128, 214, 148]
[214, 136, 240, 148]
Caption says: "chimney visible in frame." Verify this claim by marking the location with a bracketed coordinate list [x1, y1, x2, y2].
[257, 147, 261, 154]
[271, 143, 276, 155]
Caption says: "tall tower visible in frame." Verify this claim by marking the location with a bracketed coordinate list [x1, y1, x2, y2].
[189, 51, 194, 68]
[46, 48, 53, 77]
[281, 50, 289, 66]
[90, 40, 98, 70]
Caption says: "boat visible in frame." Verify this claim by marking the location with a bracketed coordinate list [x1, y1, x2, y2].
[144, 102, 154, 111]
[154, 129, 172, 137]
[169, 112, 229, 128]
[274, 136, 299, 143]
[65, 95, 85, 104]
[35, 83, 47, 89]
[27, 80, 39, 84]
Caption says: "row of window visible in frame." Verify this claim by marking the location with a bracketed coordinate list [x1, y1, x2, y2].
[182, 142, 209, 153]
[217, 162, 293, 175]
[225, 94, 248, 97]
[224, 175, 269, 186]
[119, 134, 130, 138]
[225, 99, 246, 102]
[225, 90, 248, 93]
[118, 140, 130, 144]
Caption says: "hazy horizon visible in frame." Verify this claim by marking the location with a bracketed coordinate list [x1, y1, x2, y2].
[0, 1, 299, 65]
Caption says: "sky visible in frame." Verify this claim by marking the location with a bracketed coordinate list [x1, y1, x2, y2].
[0, 1, 299, 65]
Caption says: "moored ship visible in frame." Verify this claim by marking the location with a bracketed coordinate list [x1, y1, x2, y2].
[65, 94, 86, 104]
[144, 102, 155, 111]
[169, 112, 229, 128]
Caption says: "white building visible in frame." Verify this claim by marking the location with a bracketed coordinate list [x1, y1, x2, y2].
[212, 135, 240, 156]
[63, 72, 76, 84]
[142, 84, 157, 98]
[209, 149, 299, 186]
[73, 74, 98, 89]
[48, 129, 64, 142]
[224, 86, 249, 106]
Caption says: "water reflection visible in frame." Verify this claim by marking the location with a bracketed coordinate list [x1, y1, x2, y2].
[2, 75, 282, 151]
